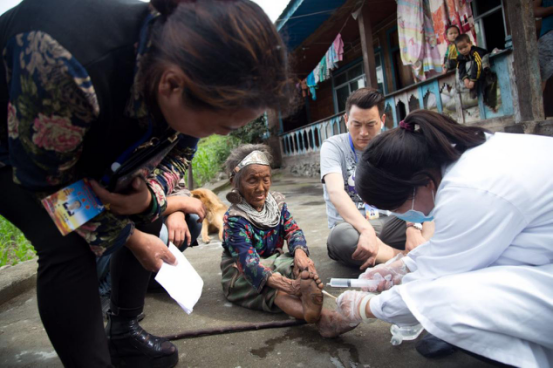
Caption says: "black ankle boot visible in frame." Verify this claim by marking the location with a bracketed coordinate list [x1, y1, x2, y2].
[106, 312, 178, 368]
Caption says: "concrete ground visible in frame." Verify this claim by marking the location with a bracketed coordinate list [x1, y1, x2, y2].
[0, 174, 493, 368]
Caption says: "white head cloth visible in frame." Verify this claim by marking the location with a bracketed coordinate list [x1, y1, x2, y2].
[229, 150, 279, 227]
[232, 150, 270, 178]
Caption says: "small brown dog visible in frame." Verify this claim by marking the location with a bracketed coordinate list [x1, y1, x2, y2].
[190, 188, 228, 243]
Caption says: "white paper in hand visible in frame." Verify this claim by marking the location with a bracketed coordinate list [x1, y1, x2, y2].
[155, 243, 203, 314]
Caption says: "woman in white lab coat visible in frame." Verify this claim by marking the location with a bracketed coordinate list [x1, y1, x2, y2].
[336, 110, 553, 367]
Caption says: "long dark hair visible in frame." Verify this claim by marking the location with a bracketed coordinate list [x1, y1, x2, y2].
[355, 110, 489, 210]
[143, 0, 294, 112]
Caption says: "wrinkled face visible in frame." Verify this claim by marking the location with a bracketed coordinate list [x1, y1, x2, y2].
[239, 165, 272, 211]
[456, 40, 472, 56]
[446, 27, 459, 42]
[345, 105, 385, 151]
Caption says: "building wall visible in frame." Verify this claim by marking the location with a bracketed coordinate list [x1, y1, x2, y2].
[307, 80, 335, 122]
[341, 38, 364, 67]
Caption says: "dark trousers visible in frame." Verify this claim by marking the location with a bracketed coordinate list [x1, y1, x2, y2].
[327, 215, 406, 268]
[110, 219, 160, 318]
[0, 167, 155, 367]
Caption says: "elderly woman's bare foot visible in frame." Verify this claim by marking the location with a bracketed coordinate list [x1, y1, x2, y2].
[300, 270, 323, 323]
[316, 310, 359, 338]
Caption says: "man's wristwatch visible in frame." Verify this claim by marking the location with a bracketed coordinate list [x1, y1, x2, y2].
[406, 222, 423, 231]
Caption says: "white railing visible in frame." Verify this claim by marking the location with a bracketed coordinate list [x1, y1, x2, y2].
[280, 113, 346, 157]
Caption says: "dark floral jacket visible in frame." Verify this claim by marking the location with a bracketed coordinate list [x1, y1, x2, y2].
[222, 202, 308, 293]
[1, 10, 198, 255]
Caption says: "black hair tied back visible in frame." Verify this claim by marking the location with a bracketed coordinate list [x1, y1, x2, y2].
[354, 110, 489, 210]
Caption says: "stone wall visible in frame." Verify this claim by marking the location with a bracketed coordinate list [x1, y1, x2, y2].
[281, 151, 321, 178]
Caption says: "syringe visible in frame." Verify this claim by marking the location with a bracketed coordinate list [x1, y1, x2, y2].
[328, 278, 379, 289]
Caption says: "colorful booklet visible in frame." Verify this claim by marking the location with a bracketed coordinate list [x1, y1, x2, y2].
[41, 179, 105, 236]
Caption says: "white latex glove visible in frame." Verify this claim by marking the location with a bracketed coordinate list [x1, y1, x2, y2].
[336, 290, 377, 324]
[358, 253, 409, 292]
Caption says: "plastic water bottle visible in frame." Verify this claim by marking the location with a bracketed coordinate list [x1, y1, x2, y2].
[390, 324, 424, 346]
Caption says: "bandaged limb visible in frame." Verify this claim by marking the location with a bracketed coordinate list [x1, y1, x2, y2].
[336, 290, 378, 324]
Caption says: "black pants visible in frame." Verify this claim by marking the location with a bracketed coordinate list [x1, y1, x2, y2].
[0, 167, 156, 367]
[327, 216, 406, 268]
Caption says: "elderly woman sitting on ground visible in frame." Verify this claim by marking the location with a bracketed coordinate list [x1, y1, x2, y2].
[220, 144, 357, 337]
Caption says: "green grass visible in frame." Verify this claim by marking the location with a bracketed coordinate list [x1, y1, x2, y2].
[188, 116, 269, 187]
[188, 135, 242, 187]
[0, 216, 35, 267]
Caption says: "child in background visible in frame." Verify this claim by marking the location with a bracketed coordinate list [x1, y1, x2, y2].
[455, 33, 489, 91]
[442, 25, 460, 73]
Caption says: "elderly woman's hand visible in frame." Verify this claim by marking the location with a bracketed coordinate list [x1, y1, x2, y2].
[294, 249, 318, 278]
[267, 273, 302, 296]
[90, 178, 152, 216]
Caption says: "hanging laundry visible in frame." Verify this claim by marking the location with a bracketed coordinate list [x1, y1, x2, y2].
[445, 0, 462, 35]
[445, 0, 477, 44]
[328, 45, 338, 70]
[333, 34, 344, 61]
[397, 0, 425, 68]
[325, 47, 333, 77]
[324, 49, 332, 80]
[418, 0, 444, 79]
[398, 0, 443, 80]
[458, 0, 477, 43]
[429, 0, 449, 58]
[314, 63, 321, 83]
[306, 72, 317, 100]
[319, 55, 327, 82]
[325, 52, 331, 80]
[303, 33, 345, 100]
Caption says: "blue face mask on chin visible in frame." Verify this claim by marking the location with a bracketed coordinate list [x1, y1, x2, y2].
[392, 187, 435, 223]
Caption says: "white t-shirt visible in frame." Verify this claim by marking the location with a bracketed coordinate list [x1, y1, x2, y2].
[320, 133, 365, 228]
[370, 132, 553, 367]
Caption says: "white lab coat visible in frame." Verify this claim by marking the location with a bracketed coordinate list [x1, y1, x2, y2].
[369, 133, 553, 367]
